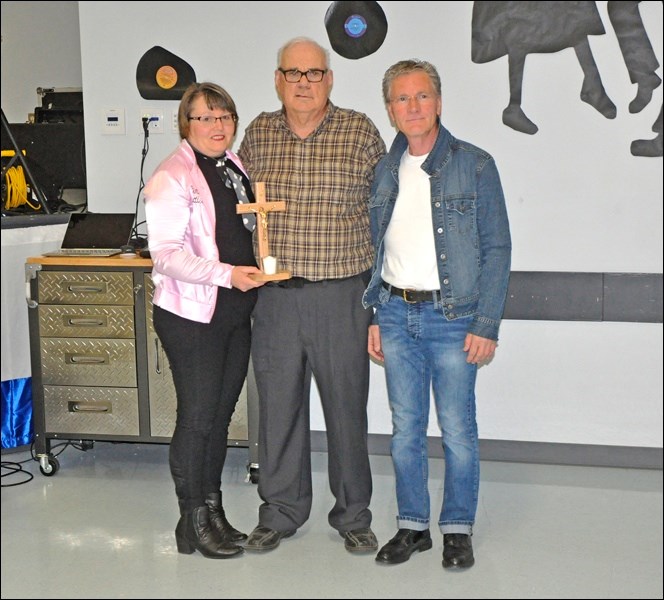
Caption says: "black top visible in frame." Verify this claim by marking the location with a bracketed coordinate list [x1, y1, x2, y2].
[194, 150, 256, 269]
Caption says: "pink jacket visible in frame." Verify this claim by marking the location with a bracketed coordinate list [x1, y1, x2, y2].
[144, 140, 247, 323]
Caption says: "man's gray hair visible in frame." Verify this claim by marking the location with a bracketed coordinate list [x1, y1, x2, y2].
[382, 59, 441, 104]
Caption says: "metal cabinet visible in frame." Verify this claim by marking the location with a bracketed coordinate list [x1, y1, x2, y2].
[142, 274, 250, 443]
[25, 258, 256, 476]
[37, 271, 139, 439]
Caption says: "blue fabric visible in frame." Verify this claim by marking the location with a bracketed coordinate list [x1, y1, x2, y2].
[362, 122, 512, 341]
[1, 378, 34, 449]
[377, 300, 478, 534]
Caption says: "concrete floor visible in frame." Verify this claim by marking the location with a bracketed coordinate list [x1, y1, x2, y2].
[1, 442, 662, 599]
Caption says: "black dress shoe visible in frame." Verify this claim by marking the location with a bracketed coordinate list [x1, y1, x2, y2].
[375, 528, 432, 564]
[244, 525, 296, 551]
[442, 533, 474, 569]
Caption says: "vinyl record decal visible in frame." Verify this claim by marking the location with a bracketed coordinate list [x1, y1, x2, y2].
[325, 1, 388, 60]
[136, 46, 197, 100]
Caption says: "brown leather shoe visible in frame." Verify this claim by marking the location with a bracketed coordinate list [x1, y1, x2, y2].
[375, 529, 432, 564]
[339, 527, 378, 553]
[442, 533, 475, 569]
[244, 525, 296, 551]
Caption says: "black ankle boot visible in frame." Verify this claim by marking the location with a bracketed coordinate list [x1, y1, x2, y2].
[175, 506, 244, 559]
[205, 491, 248, 542]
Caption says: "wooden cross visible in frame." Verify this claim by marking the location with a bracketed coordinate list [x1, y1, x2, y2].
[236, 182, 291, 281]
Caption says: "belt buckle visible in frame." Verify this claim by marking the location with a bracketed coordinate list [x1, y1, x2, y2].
[402, 289, 416, 304]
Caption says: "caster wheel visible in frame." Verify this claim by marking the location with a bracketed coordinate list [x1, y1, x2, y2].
[39, 455, 60, 477]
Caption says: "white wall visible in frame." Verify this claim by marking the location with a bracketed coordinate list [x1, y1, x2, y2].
[3, 1, 663, 448]
[1, 1, 82, 123]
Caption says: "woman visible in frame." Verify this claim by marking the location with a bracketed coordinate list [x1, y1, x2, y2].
[144, 82, 264, 559]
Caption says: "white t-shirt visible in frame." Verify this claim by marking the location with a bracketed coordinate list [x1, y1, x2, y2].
[382, 150, 440, 291]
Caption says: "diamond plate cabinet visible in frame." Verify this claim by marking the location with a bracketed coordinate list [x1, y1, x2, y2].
[25, 256, 251, 476]
[142, 273, 249, 443]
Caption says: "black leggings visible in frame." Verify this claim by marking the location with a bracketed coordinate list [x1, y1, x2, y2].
[153, 287, 255, 513]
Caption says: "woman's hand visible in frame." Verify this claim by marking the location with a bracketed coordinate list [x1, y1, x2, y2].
[231, 266, 266, 291]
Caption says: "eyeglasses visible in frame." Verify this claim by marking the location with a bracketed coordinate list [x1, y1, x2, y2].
[390, 92, 436, 105]
[188, 114, 237, 126]
[278, 68, 328, 83]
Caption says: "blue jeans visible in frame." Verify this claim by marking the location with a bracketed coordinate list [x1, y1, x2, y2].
[377, 296, 479, 535]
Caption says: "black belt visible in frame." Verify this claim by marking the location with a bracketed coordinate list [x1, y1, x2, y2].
[384, 283, 441, 303]
[267, 272, 368, 289]
[266, 277, 318, 289]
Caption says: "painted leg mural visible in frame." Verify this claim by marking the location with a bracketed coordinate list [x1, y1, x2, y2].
[472, 1, 615, 135]
[608, 0, 662, 157]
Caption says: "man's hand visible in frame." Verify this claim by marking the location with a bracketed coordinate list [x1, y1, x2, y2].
[463, 333, 497, 365]
[368, 324, 384, 362]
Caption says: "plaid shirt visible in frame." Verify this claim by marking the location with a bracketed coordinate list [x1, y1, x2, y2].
[238, 103, 386, 280]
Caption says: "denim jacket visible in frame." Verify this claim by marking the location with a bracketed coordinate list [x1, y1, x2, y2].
[362, 123, 511, 341]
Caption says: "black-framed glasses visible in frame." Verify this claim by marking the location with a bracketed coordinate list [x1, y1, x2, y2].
[188, 114, 237, 126]
[278, 68, 328, 83]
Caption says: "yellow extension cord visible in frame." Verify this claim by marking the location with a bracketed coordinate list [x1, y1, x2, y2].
[4, 164, 40, 210]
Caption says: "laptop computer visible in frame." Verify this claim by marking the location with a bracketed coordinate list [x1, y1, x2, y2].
[42, 212, 136, 257]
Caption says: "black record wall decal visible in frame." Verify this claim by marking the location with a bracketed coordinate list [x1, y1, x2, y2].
[325, 1, 388, 60]
[136, 46, 197, 100]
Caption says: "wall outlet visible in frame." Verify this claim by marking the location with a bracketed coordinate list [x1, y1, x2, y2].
[172, 110, 179, 133]
[142, 108, 164, 134]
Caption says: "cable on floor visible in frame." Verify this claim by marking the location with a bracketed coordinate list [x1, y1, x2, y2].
[1, 461, 34, 487]
[1, 440, 87, 487]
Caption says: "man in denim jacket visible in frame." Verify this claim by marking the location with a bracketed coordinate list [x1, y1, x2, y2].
[362, 59, 511, 570]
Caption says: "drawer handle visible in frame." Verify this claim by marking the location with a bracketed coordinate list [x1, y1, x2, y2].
[154, 338, 162, 375]
[65, 284, 107, 294]
[67, 317, 107, 327]
[68, 401, 111, 413]
[66, 354, 109, 365]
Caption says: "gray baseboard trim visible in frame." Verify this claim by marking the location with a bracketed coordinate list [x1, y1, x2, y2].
[310, 431, 663, 470]
[503, 271, 663, 323]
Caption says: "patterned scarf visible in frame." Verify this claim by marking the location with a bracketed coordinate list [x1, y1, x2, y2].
[215, 157, 256, 232]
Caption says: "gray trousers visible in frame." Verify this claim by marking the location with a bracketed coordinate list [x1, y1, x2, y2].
[251, 274, 373, 532]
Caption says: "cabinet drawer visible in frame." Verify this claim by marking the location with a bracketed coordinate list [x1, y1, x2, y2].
[40, 338, 137, 387]
[44, 385, 139, 435]
[38, 271, 134, 305]
[39, 305, 135, 338]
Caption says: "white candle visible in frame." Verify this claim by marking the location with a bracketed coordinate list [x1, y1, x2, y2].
[262, 255, 277, 275]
